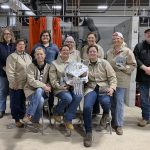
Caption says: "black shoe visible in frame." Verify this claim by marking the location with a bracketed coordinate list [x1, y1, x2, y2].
[83, 133, 92, 147]
[0, 111, 5, 119]
[100, 113, 109, 127]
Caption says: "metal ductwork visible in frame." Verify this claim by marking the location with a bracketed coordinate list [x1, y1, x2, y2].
[7, 0, 35, 16]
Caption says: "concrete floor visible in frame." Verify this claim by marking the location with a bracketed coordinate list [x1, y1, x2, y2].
[0, 101, 150, 150]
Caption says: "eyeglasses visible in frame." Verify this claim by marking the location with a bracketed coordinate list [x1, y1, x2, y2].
[4, 33, 11, 36]
[42, 35, 49, 37]
[66, 41, 74, 43]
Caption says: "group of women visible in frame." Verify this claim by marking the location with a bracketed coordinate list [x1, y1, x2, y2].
[0, 28, 136, 148]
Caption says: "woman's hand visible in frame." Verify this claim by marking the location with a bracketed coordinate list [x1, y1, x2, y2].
[60, 84, 70, 90]
[43, 85, 51, 93]
[107, 88, 114, 96]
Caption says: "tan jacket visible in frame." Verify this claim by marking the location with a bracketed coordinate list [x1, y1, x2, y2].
[24, 63, 50, 98]
[70, 49, 81, 62]
[106, 44, 136, 88]
[81, 43, 104, 60]
[6, 52, 32, 89]
[85, 58, 117, 95]
[49, 56, 72, 95]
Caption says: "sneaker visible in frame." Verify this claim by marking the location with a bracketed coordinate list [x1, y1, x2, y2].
[115, 126, 123, 135]
[65, 122, 74, 130]
[53, 115, 62, 123]
[23, 115, 32, 123]
[15, 121, 24, 128]
[83, 132, 92, 147]
[100, 113, 109, 127]
[137, 119, 149, 127]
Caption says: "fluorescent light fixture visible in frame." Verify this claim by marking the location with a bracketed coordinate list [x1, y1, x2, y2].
[52, 5, 62, 10]
[97, 5, 108, 10]
[1, 4, 10, 9]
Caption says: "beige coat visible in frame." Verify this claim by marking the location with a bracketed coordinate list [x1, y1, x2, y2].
[70, 49, 81, 62]
[85, 58, 117, 95]
[6, 52, 32, 89]
[24, 63, 50, 98]
[49, 56, 72, 95]
[106, 44, 136, 88]
[81, 43, 104, 60]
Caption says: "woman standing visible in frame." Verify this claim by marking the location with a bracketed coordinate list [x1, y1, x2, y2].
[49, 45, 82, 130]
[23, 47, 51, 126]
[64, 36, 81, 62]
[6, 39, 32, 127]
[81, 32, 104, 60]
[83, 45, 117, 147]
[106, 32, 136, 135]
[0, 28, 15, 118]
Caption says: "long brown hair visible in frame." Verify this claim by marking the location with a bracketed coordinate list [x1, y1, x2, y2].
[0, 28, 16, 43]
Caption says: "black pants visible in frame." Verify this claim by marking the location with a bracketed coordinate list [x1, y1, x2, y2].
[48, 91, 54, 110]
[10, 89, 26, 121]
[93, 98, 100, 114]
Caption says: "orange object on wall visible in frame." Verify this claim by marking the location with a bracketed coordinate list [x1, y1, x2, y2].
[52, 17, 62, 48]
[29, 17, 47, 53]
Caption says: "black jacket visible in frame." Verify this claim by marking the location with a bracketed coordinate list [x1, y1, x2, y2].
[133, 40, 150, 83]
[0, 42, 15, 77]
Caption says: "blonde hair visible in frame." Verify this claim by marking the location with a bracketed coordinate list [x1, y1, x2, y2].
[0, 28, 15, 43]
[34, 47, 46, 55]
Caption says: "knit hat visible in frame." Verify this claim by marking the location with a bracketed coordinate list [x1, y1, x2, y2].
[64, 36, 75, 43]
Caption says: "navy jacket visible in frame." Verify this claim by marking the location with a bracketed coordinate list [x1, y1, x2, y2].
[133, 40, 150, 83]
[31, 43, 59, 64]
[0, 42, 15, 77]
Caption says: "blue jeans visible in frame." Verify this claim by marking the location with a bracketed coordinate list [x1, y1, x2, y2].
[83, 91, 111, 133]
[0, 76, 9, 112]
[26, 88, 47, 122]
[10, 89, 26, 121]
[55, 91, 82, 122]
[111, 87, 126, 127]
[139, 83, 150, 120]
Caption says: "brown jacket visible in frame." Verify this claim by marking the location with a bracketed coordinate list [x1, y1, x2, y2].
[6, 52, 32, 89]
[85, 58, 117, 95]
[81, 43, 104, 60]
[24, 63, 50, 98]
[106, 44, 136, 88]
[49, 56, 72, 95]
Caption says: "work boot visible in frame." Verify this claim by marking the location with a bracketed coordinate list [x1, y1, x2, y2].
[0, 111, 5, 119]
[53, 115, 62, 123]
[100, 113, 109, 127]
[15, 121, 24, 128]
[137, 119, 150, 127]
[83, 132, 92, 147]
[65, 122, 74, 130]
[23, 115, 32, 123]
[115, 126, 123, 135]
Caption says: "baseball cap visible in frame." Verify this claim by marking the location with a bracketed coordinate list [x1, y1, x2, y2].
[112, 32, 124, 39]
[144, 29, 150, 33]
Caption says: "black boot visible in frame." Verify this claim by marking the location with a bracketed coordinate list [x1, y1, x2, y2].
[0, 111, 5, 119]
[83, 132, 92, 147]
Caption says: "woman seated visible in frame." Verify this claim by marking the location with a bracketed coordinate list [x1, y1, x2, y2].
[49, 45, 82, 130]
[83, 45, 117, 147]
[23, 47, 51, 126]
[6, 39, 32, 127]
